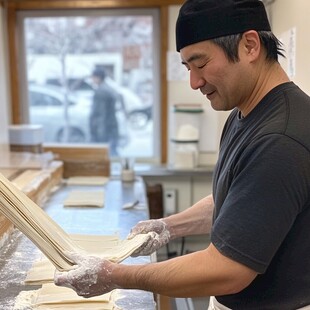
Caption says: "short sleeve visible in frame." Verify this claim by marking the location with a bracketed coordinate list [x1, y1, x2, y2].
[211, 134, 310, 273]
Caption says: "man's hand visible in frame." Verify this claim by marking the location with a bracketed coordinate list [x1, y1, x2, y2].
[127, 219, 171, 256]
[54, 252, 118, 298]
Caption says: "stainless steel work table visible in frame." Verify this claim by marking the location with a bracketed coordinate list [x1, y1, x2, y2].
[0, 176, 156, 310]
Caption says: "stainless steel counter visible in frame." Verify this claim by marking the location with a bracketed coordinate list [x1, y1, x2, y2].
[0, 176, 156, 309]
[111, 162, 215, 177]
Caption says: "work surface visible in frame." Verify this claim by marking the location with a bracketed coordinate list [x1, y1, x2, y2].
[0, 177, 156, 310]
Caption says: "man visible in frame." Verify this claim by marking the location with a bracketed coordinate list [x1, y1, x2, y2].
[55, 1, 310, 309]
[89, 68, 119, 156]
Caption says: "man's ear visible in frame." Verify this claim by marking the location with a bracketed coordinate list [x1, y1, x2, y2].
[240, 30, 261, 62]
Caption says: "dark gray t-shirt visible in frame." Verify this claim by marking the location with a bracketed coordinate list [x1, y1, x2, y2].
[212, 82, 310, 309]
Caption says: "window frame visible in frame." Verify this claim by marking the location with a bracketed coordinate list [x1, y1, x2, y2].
[7, 0, 183, 163]
[19, 8, 161, 159]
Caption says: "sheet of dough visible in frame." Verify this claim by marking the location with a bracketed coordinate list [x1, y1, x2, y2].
[34, 283, 114, 304]
[35, 303, 116, 310]
[63, 190, 105, 208]
[70, 234, 120, 251]
[25, 234, 120, 285]
[33, 284, 120, 309]
[14, 289, 117, 310]
[25, 233, 151, 285]
[65, 176, 109, 186]
[25, 259, 55, 285]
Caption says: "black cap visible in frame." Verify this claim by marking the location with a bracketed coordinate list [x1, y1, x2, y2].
[176, 0, 271, 52]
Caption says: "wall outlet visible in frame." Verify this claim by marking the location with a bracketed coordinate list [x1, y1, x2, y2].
[164, 188, 177, 215]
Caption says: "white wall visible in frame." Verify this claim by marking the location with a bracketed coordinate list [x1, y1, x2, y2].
[167, 6, 229, 166]
[167, 1, 310, 167]
[271, 0, 310, 95]
[0, 6, 10, 152]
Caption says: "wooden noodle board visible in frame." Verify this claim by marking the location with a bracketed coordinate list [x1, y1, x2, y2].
[0, 168, 21, 180]
[44, 145, 110, 178]
[0, 161, 64, 244]
[10, 161, 63, 206]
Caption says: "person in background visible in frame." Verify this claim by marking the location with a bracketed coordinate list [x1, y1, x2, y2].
[54, 0, 310, 309]
[89, 68, 120, 156]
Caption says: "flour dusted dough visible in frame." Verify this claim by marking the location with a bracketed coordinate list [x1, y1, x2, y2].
[25, 233, 151, 285]
[70, 233, 120, 252]
[25, 259, 55, 285]
[32, 283, 120, 309]
[25, 234, 120, 285]
[0, 173, 150, 272]
[35, 304, 116, 310]
[65, 176, 109, 186]
[34, 283, 113, 304]
[63, 190, 105, 208]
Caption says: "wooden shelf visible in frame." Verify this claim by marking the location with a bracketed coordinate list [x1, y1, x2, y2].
[0, 159, 64, 244]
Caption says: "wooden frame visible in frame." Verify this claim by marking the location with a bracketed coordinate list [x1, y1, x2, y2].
[7, 0, 183, 163]
[8, 0, 183, 9]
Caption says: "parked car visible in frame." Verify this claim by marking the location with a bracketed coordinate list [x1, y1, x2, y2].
[128, 105, 152, 130]
[29, 84, 91, 143]
[28, 84, 129, 147]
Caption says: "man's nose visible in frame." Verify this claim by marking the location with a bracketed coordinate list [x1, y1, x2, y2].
[190, 71, 205, 90]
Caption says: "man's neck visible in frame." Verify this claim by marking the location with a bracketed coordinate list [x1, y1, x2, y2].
[240, 62, 290, 117]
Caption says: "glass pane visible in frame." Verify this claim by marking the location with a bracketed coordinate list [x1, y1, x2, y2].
[23, 12, 157, 158]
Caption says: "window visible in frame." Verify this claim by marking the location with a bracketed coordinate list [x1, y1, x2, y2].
[18, 9, 160, 159]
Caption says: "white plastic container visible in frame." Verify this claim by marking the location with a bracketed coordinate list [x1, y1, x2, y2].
[9, 124, 44, 146]
[170, 139, 199, 169]
[121, 157, 135, 182]
[9, 124, 44, 153]
[169, 104, 203, 168]
[170, 104, 204, 141]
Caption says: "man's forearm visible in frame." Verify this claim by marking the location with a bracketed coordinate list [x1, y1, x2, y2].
[164, 194, 214, 239]
[111, 243, 257, 297]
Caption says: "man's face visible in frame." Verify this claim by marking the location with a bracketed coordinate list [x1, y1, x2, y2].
[91, 76, 101, 87]
[180, 39, 253, 112]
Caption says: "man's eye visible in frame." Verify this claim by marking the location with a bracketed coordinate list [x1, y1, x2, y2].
[198, 63, 206, 69]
